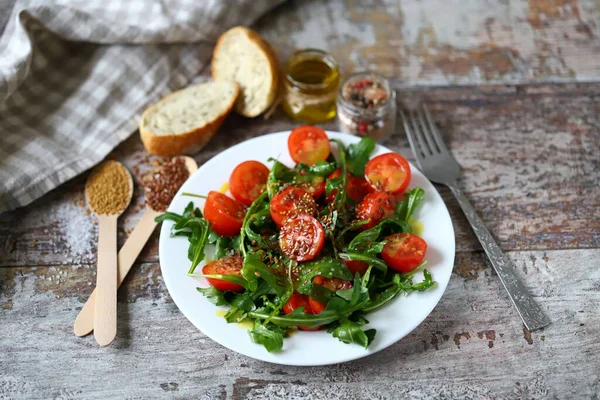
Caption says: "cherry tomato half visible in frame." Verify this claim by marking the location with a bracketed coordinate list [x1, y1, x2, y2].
[355, 191, 398, 230]
[381, 233, 428, 273]
[342, 260, 370, 276]
[204, 191, 246, 236]
[283, 293, 321, 331]
[229, 160, 270, 206]
[326, 169, 373, 203]
[288, 126, 330, 166]
[202, 255, 244, 292]
[365, 153, 411, 193]
[279, 214, 325, 262]
[270, 186, 317, 227]
[308, 276, 353, 314]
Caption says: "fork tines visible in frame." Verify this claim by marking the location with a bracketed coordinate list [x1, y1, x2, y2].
[400, 105, 448, 159]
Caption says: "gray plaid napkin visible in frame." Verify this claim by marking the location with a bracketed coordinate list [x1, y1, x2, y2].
[0, 0, 283, 214]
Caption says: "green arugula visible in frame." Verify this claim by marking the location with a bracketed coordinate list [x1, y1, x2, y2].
[248, 321, 285, 353]
[346, 137, 376, 176]
[155, 201, 211, 274]
[295, 258, 353, 295]
[395, 188, 425, 221]
[165, 136, 435, 353]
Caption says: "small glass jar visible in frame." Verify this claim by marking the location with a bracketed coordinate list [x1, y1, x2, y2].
[336, 72, 396, 141]
[282, 49, 341, 123]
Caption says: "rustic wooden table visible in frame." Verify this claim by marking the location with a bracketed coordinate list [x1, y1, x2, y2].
[1, 1, 599, 399]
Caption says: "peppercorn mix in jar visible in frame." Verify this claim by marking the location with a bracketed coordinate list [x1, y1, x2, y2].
[336, 72, 396, 141]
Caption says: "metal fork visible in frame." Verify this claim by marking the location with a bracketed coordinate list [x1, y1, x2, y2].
[401, 105, 550, 331]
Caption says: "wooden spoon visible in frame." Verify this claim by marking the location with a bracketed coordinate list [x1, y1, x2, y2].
[85, 161, 134, 346]
[74, 156, 198, 337]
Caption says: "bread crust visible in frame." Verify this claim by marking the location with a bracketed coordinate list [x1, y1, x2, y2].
[212, 26, 279, 118]
[139, 83, 239, 157]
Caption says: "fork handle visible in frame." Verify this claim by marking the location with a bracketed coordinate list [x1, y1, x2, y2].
[448, 185, 550, 331]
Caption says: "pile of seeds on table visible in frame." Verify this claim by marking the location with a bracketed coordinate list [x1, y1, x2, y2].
[144, 157, 189, 212]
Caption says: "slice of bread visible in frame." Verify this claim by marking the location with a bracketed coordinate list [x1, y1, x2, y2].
[212, 26, 279, 118]
[139, 81, 239, 157]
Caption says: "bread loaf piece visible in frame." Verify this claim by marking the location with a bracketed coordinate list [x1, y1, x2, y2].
[139, 81, 239, 157]
[212, 26, 279, 118]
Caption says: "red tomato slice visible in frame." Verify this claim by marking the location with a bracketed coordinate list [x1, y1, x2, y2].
[308, 297, 326, 314]
[342, 260, 370, 276]
[381, 233, 428, 273]
[279, 214, 325, 262]
[288, 126, 330, 166]
[204, 191, 246, 236]
[355, 191, 398, 230]
[202, 256, 244, 292]
[299, 175, 326, 199]
[283, 293, 321, 331]
[326, 169, 373, 203]
[270, 186, 317, 227]
[365, 153, 411, 193]
[229, 160, 270, 206]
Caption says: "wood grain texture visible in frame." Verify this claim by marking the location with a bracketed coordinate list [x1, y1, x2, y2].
[256, 0, 600, 85]
[1, 250, 598, 399]
[1, 1, 600, 398]
[1, 82, 598, 267]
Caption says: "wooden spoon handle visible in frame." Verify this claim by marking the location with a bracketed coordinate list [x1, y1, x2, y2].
[74, 209, 159, 337]
[93, 215, 118, 346]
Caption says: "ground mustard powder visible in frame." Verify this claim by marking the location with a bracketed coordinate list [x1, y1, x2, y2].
[86, 161, 131, 214]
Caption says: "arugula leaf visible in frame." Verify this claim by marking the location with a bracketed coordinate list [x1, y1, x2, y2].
[295, 161, 337, 177]
[196, 287, 228, 306]
[397, 269, 435, 292]
[239, 191, 269, 257]
[266, 160, 291, 198]
[362, 269, 435, 313]
[214, 236, 232, 260]
[309, 283, 336, 304]
[156, 202, 211, 274]
[346, 138, 376, 177]
[331, 320, 376, 348]
[187, 219, 211, 274]
[241, 253, 290, 297]
[224, 292, 256, 322]
[394, 188, 425, 222]
[361, 285, 399, 313]
[338, 252, 388, 273]
[250, 274, 370, 329]
[295, 258, 353, 295]
[328, 139, 349, 207]
[207, 230, 219, 244]
[249, 321, 285, 353]
[347, 219, 409, 252]
[154, 211, 183, 224]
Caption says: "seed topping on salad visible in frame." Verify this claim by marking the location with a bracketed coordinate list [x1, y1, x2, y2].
[157, 126, 434, 353]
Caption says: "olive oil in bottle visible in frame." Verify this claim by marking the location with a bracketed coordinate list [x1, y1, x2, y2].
[282, 49, 340, 123]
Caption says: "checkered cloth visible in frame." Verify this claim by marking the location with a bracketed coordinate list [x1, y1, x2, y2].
[0, 0, 283, 214]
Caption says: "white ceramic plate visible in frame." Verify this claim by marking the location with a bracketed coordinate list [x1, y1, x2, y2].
[159, 131, 455, 366]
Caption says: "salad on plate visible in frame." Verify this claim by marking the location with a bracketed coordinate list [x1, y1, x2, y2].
[158, 126, 435, 353]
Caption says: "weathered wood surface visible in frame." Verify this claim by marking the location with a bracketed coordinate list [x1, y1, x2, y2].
[2, 82, 598, 267]
[1, 0, 600, 399]
[1, 250, 599, 399]
[257, 0, 600, 85]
